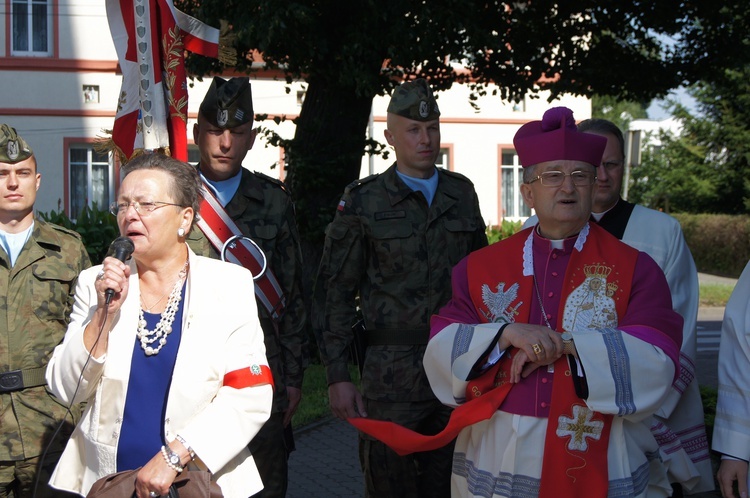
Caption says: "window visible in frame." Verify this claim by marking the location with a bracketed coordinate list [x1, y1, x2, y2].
[187, 145, 200, 165]
[500, 148, 530, 220]
[11, 0, 52, 56]
[83, 85, 100, 104]
[435, 147, 451, 170]
[69, 147, 114, 219]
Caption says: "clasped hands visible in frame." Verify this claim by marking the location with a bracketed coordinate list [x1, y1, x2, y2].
[497, 323, 567, 383]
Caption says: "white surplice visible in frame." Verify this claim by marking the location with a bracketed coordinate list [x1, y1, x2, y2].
[713, 260, 750, 490]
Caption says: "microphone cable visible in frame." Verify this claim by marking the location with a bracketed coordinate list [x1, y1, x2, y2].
[32, 305, 110, 498]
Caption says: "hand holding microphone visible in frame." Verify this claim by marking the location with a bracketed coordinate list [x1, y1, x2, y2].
[103, 237, 134, 305]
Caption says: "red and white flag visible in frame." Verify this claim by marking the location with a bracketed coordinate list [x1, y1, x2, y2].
[106, 0, 225, 161]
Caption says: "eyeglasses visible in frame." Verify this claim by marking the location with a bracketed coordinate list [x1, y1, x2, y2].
[527, 171, 597, 187]
[109, 201, 184, 216]
[601, 161, 624, 171]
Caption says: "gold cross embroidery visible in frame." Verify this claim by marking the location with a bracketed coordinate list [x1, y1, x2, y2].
[556, 405, 604, 452]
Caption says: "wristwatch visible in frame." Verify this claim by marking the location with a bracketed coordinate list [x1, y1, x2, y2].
[161, 445, 184, 473]
[561, 332, 575, 355]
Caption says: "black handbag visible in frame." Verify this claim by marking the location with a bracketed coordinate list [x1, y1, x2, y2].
[86, 468, 223, 498]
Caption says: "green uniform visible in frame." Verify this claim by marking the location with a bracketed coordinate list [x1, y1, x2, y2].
[0, 219, 91, 498]
[187, 167, 307, 498]
[313, 164, 487, 497]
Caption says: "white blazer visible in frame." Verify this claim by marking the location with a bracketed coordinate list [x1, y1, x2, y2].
[46, 248, 273, 497]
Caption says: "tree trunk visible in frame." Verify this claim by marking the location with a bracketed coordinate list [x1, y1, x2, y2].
[285, 75, 377, 356]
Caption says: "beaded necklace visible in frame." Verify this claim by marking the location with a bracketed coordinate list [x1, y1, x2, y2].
[533, 275, 554, 330]
[137, 260, 189, 356]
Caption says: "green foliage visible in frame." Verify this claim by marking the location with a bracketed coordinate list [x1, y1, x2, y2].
[629, 131, 720, 213]
[676, 4, 750, 89]
[700, 283, 735, 307]
[486, 220, 523, 245]
[631, 65, 750, 215]
[591, 95, 649, 135]
[180, 1, 690, 102]
[38, 203, 119, 264]
[291, 364, 360, 428]
[674, 213, 750, 278]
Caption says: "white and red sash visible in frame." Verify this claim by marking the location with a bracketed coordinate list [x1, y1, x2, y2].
[197, 185, 286, 321]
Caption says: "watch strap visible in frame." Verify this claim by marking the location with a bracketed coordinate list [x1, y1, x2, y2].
[562, 339, 575, 356]
[161, 445, 184, 473]
[175, 434, 195, 460]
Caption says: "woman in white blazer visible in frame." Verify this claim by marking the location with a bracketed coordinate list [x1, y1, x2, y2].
[46, 154, 273, 498]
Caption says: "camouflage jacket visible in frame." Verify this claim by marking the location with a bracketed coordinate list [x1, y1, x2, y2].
[0, 218, 91, 460]
[187, 167, 308, 413]
[313, 164, 488, 402]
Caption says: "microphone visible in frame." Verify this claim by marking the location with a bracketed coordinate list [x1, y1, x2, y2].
[105, 236, 135, 304]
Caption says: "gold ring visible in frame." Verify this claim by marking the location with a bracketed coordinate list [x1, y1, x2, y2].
[532, 343, 543, 356]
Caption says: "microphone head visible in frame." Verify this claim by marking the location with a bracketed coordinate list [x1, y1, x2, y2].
[104, 237, 134, 304]
[110, 236, 135, 262]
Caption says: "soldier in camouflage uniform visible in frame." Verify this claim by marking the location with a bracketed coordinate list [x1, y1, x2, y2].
[186, 77, 307, 498]
[313, 79, 488, 497]
[0, 124, 91, 497]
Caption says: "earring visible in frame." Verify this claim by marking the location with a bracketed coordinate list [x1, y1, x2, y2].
[177, 227, 185, 237]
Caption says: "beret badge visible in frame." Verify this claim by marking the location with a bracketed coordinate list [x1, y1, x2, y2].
[7, 140, 19, 162]
[217, 109, 229, 128]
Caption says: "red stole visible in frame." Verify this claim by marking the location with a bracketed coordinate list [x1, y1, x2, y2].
[467, 223, 638, 498]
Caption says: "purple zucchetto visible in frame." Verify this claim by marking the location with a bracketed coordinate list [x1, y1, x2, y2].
[513, 107, 606, 168]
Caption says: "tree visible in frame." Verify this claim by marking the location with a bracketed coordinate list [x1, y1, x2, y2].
[591, 95, 648, 137]
[177, 2, 688, 230]
[630, 65, 750, 214]
[174, 0, 748, 300]
[673, 2, 750, 89]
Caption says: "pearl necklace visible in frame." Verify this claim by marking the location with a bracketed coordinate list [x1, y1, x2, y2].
[137, 260, 189, 356]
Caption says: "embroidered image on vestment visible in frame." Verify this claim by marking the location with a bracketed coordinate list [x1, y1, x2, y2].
[481, 282, 522, 324]
[563, 263, 619, 331]
[556, 404, 605, 452]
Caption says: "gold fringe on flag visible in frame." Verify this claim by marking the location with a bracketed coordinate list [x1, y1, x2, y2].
[94, 130, 171, 165]
[94, 130, 128, 165]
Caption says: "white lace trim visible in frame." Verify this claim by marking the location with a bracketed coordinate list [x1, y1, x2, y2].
[522, 231, 534, 276]
[522, 222, 590, 277]
[574, 223, 590, 252]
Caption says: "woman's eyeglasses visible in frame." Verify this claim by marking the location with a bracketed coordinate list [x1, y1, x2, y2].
[109, 201, 184, 216]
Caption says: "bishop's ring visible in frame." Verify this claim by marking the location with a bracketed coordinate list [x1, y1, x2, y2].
[532, 343, 543, 356]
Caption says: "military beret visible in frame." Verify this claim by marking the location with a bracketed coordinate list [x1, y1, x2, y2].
[199, 76, 254, 129]
[0, 124, 33, 164]
[387, 78, 440, 121]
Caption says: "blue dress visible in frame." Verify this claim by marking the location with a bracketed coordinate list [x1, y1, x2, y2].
[116, 283, 185, 471]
